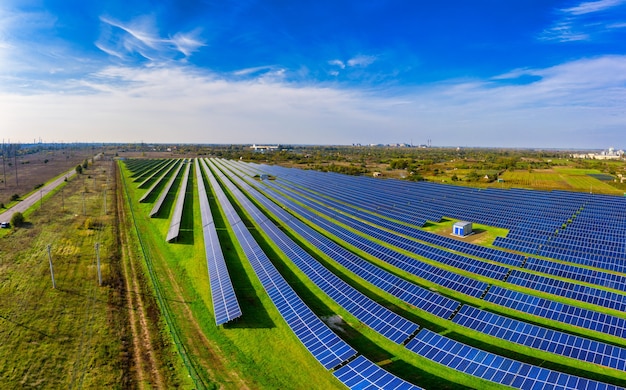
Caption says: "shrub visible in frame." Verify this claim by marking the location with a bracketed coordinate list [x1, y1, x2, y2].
[10, 194, 20, 201]
[34, 183, 44, 190]
[75, 164, 83, 174]
[11, 212, 25, 227]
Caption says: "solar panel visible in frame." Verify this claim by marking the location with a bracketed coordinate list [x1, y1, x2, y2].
[196, 159, 242, 325]
[334, 356, 423, 390]
[406, 329, 622, 390]
[139, 159, 179, 202]
[453, 305, 626, 371]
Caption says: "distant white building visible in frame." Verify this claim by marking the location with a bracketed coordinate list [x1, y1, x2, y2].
[250, 144, 279, 152]
[571, 147, 624, 160]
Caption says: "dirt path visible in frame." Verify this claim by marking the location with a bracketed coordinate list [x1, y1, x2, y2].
[116, 165, 166, 390]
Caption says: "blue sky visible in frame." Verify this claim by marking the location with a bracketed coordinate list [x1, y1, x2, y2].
[1, 0, 625, 148]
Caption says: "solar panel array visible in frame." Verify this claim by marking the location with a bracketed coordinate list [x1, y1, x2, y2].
[139, 159, 180, 202]
[126, 157, 626, 389]
[166, 159, 191, 242]
[406, 329, 622, 390]
[453, 305, 626, 370]
[196, 159, 242, 326]
[149, 159, 185, 217]
[485, 286, 626, 339]
[205, 160, 357, 370]
[211, 159, 420, 344]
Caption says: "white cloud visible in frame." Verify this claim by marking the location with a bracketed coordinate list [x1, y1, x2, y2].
[96, 15, 205, 61]
[1, 56, 625, 148]
[347, 55, 376, 67]
[562, 0, 625, 15]
[328, 59, 345, 69]
[540, 0, 626, 42]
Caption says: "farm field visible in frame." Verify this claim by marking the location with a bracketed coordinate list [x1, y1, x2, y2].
[499, 168, 623, 194]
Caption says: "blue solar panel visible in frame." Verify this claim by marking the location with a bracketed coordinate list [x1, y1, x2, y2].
[334, 356, 423, 390]
[196, 159, 242, 326]
[453, 305, 626, 371]
[206, 159, 357, 369]
[406, 329, 622, 390]
[485, 286, 626, 339]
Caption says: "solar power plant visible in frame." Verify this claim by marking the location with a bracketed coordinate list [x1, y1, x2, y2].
[125, 157, 626, 389]
[195, 159, 242, 326]
[149, 158, 185, 217]
[211, 159, 420, 344]
[213, 159, 626, 388]
[139, 159, 181, 202]
[204, 159, 358, 370]
[166, 159, 191, 242]
[333, 356, 423, 390]
[217, 164, 461, 319]
[406, 329, 622, 390]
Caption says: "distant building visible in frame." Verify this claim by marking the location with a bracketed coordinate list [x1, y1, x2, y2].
[250, 144, 279, 152]
[571, 147, 624, 160]
[453, 221, 473, 237]
[373, 172, 383, 177]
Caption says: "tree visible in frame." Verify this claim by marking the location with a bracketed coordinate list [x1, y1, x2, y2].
[75, 164, 83, 174]
[11, 211, 25, 227]
[82, 159, 89, 169]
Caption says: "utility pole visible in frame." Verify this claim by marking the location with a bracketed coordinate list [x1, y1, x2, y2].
[104, 189, 107, 214]
[47, 244, 56, 289]
[40, 189, 43, 208]
[82, 192, 86, 216]
[95, 243, 102, 286]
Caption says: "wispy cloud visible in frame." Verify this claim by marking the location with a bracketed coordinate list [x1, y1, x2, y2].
[328, 59, 345, 69]
[563, 0, 625, 15]
[2, 56, 625, 148]
[347, 55, 376, 67]
[96, 15, 205, 62]
[540, 0, 626, 42]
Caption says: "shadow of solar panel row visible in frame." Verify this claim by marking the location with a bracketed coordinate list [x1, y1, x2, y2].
[211, 160, 420, 344]
[536, 247, 626, 273]
[206, 161, 357, 370]
[149, 159, 185, 217]
[126, 159, 162, 177]
[334, 356, 423, 390]
[273, 182, 510, 281]
[269, 176, 524, 267]
[406, 329, 622, 390]
[196, 159, 242, 326]
[136, 159, 171, 186]
[139, 159, 181, 202]
[524, 257, 626, 293]
[166, 160, 191, 242]
[215, 159, 462, 319]
[507, 270, 626, 312]
[453, 305, 626, 371]
[485, 286, 626, 339]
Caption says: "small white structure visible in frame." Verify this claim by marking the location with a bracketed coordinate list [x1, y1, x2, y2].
[453, 221, 473, 237]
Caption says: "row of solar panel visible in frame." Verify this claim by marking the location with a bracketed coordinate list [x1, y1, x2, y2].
[207, 159, 423, 388]
[196, 159, 242, 326]
[166, 160, 191, 242]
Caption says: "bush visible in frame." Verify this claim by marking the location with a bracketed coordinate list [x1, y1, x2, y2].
[10, 194, 20, 201]
[75, 164, 83, 174]
[11, 212, 25, 227]
[34, 183, 44, 190]
[0, 203, 4, 209]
